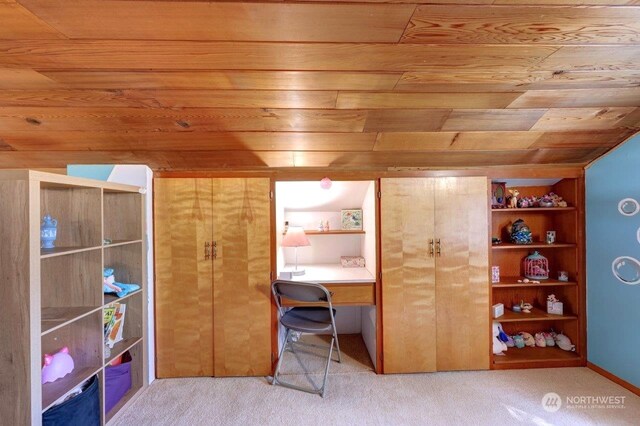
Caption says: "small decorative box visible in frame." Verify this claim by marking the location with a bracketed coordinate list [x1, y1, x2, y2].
[340, 256, 365, 268]
[547, 301, 564, 315]
[491, 266, 500, 283]
[492, 303, 504, 319]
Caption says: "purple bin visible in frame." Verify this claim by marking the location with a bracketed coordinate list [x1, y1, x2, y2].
[105, 352, 132, 414]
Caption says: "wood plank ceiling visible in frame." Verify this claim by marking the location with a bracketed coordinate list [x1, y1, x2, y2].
[0, 0, 639, 170]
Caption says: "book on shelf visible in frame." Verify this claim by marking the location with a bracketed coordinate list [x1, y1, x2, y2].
[104, 303, 126, 349]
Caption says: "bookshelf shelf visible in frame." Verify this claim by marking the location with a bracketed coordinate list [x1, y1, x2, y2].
[0, 170, 147, 425]
[490, 178, 585, 370]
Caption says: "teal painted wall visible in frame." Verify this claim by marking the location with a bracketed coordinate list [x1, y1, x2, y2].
[586, 134, 640, 387]
[67, 165, 114, 181]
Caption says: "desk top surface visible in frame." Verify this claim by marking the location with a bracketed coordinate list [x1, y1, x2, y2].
[282, 263, 375, 284]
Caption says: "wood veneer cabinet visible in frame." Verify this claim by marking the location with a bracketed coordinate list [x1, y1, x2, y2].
[154, 178, 271, 378]
[381, 177, 489, 373]
[0, 170, 147, 426]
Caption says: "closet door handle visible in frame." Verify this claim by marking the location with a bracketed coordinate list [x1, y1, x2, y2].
[212, 241, 218, 259]
[204, 241, 211, 260]
[436, 239, 441, 257]
[429, 239, 435, 257]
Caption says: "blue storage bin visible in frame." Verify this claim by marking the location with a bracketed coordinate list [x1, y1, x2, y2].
[43, 375, 100, 426]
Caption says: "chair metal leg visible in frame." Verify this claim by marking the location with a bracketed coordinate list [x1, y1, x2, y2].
[333, 332, 342, 363]
[272, 328, 291, 386]
[272, 330, 336, 397]
[320, 337, 334, 398]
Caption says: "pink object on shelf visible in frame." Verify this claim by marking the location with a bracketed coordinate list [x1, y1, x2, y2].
[523, 251, 549, 280]
[42, 346, 75, 384]
[341, 256, 365, 268]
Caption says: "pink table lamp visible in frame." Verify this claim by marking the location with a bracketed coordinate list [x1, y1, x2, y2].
[282, 226, 310, 276]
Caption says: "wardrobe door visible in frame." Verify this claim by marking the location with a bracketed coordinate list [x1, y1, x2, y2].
[212, 178, 271, 376]
[381, 178, 437, 373]
[434, 177, 489, 371]
[155, 178, 214, 378]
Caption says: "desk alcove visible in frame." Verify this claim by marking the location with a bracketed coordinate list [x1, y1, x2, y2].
[275, 180, 380, 372]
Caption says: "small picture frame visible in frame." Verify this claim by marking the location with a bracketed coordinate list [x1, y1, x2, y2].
[491, 182, 507, 208]
[341, 209, 363, 230]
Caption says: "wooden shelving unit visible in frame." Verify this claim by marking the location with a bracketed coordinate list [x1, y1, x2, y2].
[0, 170, 147, 425]
[490, 178, 586, 370]
[492, 207, 576, 213]
[494, 346, 581, 366]
[492, 242, 576, 250]
[499, 307, 578, 322]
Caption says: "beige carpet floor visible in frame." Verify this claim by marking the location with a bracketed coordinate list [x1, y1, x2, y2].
[114, 335, 640, 425]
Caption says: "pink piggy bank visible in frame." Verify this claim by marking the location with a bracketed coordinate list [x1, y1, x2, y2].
[42, 347, 75, 384]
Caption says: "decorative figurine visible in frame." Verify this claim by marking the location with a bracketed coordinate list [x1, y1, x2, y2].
[42, 347, 74, 384]
[547, 294, 564, 315]
[41, 214, 58, 249]
[558, 270, 569, 282]
[546, 230, 556, 244]
[491, 182, 507, 208]
[491, 266, 500, 283]
[510, 219, 533, 245]
[524, 251, 549, 279]
[324, 220, 330, 232]
[507, 189, 520, 209]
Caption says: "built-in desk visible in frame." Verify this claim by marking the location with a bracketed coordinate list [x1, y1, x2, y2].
[281, 263, 376, 306]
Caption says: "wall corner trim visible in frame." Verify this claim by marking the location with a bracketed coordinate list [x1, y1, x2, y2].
[587, 362, 640, 397]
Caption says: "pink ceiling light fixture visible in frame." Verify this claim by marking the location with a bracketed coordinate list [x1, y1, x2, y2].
[320, 177, 332, 190]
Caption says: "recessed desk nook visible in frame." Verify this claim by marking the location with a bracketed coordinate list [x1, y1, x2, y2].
[275, 180, 379, 371]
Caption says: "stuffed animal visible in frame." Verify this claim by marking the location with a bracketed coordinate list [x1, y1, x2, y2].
[543, 332, 555, 346]
[42, 347, 74, 384]
[520, 332, 536, 347]
[505, 334, 515, 348]
[554, 333, 576, 351]
[104, 268, 140, 298]
[513, 334, 525, 349]
[534, 332, 547, 347]
[493, 322, 508, 355]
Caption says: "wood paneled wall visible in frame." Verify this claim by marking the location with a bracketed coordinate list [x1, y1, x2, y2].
[0, 0, 638, 170]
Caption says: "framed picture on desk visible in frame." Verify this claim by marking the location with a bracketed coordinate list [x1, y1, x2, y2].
[341, 209, 363, 230]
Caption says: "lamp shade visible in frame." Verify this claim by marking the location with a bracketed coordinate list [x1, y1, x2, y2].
[281, 226, 311, 247]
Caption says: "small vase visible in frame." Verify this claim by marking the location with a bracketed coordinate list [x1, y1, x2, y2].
[41, 214, 58, 249]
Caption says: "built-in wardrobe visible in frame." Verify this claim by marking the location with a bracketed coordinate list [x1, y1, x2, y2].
[153, 176, 490, 376]
[154, 178, 272, 377]
[380, 177, 490, 373]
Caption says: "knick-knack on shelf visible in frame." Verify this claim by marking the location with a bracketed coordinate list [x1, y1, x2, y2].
[324, 220, 330, 232]
[318, 221, 324, 232]
[41, 214, 58, 249]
